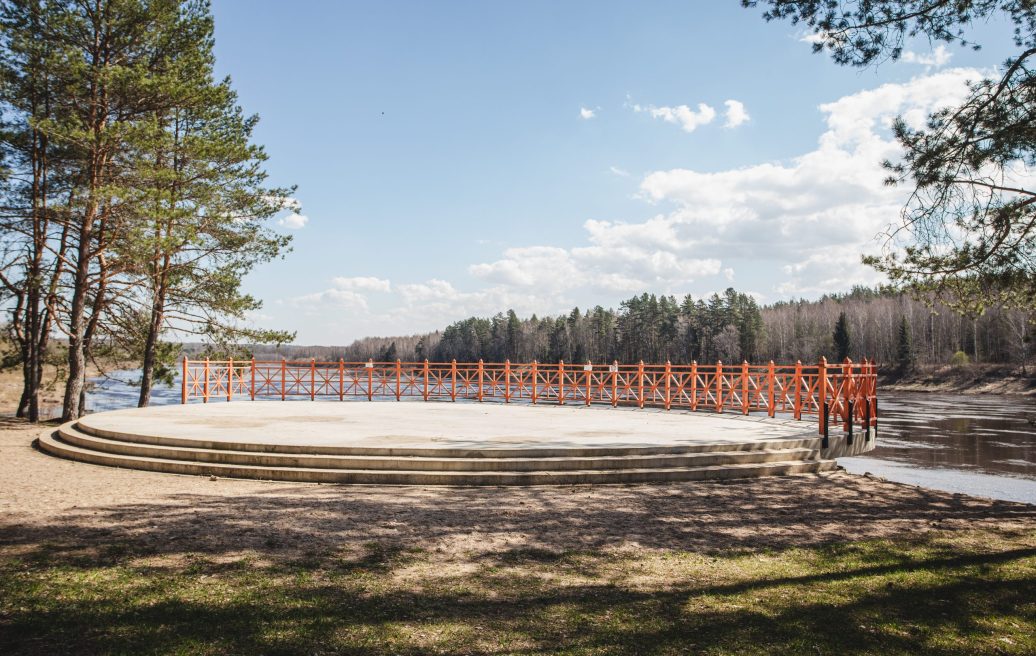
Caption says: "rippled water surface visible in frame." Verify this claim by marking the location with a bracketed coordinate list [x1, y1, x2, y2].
[860, 391, 1036, 479]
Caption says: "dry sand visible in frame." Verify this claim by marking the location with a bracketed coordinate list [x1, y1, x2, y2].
[2, 417, 1035, 566]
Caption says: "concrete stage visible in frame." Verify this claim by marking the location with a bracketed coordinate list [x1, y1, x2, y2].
[39, 402, 872, 484]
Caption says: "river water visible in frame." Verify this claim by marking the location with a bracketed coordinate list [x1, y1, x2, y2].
[83, 371, 1036, 504]
[839, 391, 1036, 504]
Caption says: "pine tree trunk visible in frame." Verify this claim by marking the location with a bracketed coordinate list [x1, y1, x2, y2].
[61, 202, 96, 420]
[138, 291, 166, 408]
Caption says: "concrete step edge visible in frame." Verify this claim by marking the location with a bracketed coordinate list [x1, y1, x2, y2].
[39, 430, 835, 485]
[58, 423, 820, 471]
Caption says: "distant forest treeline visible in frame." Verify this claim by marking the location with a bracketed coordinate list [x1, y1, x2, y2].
[253, 287, 1033, 368]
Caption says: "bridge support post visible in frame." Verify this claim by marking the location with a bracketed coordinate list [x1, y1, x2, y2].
[767, 360, 776, 418]
[504, 360, 511, 403]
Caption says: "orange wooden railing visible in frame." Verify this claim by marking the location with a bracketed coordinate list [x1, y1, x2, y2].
[181, 357, 877, 445]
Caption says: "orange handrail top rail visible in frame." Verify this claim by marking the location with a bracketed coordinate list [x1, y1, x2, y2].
[180, 357, 878, 441]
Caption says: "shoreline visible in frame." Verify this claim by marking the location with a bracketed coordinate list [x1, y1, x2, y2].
[879, 363, 1036, 397]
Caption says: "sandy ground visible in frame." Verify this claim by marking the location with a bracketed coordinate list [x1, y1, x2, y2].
[2, 417, 1035, 566]
[0, 369, 65, 419]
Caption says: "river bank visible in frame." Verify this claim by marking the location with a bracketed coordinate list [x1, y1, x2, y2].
[880, 363, 1036, 396]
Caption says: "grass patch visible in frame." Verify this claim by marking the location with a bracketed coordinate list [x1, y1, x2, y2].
[1, 528, 1034, 654]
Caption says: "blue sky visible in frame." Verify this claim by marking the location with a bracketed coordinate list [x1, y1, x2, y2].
[210, 1, 1015, 345]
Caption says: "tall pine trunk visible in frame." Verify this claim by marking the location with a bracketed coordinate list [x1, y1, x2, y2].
[61, 212, 94, 420]
[137, 269, 169, 407]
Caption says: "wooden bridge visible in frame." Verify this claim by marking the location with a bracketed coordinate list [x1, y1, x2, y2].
[182, 357, 878, 446]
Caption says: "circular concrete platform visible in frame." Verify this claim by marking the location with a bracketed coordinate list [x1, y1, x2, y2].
[39, 401, 848, 485]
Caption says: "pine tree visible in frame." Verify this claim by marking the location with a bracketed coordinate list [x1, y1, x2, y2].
[124, 3, 294, 406]
[505, 309, 521, 360]
[833, 311, 851, 361]
[896, 315, 914, 374]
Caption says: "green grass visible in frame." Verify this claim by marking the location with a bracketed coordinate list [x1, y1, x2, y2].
[2, 529, 1035, 655]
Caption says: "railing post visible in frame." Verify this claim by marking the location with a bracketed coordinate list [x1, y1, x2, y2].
[872, 358, 879, 437]
[181, 356, 188, 404]
[250, 356, 256, 401]
[477, 359, 484, 402]
[611, 361, 618, 407]
[715, 360, 723, 413]
[558, 360, 565, 405]
[423, 359, 430, 401]
[793, 360, 803, 420]
[396, 359, 402, 401]
[280, 358, 286, 401]
[869, 358, 878, 439]
[203, 357, 210, 404]
[366, 359, 374, 401]
[767, 360, 776, 418]
[818, 356, 828, 436]
[822, 400, 830, 449]
[531, 360, 538, 404]
[843, 357, 853, 433]
[585, 362, 592, 406]
[637, 360, 645, 409]
[228, 357, 234, 402]
[338, 358, 344, 401]
[690, 360, 698, 411]
[310, 358, 316, 401]
[450, 359, 457, 402]
[664, 360, 672, 410]
[741, 360, 749, 415]
[863, 359, 872, 441]
[504, 359, 511, 403]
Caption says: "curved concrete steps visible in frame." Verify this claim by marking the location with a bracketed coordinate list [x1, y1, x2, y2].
[39, 419, 836, 485]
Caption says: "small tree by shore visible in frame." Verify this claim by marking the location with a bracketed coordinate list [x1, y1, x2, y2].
[833, 311, 851, 361]
[896, 316, 914, 375]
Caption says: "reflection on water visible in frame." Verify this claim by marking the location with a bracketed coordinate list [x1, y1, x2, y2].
[862, 392, 1036, 479]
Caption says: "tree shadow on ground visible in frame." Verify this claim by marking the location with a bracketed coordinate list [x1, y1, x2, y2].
[2, 469, 1033, 566]
[3, 424, 1036, 654]
[2, 536, 1034, 655]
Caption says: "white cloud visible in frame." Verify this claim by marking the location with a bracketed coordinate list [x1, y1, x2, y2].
[278, 212, 309, 229]
[289, 276, 391, 313]
[636, 68, 979, 295]
[266, 195, 302, 212]
[283, 68, 992, 341]
[292, 287, 368, 311]
[470, 223, 722, 295]
[723, 99, 750, 128]
[797, 30, 847, 49]
[609, 166, 631, 177]
[579, 106, 596, 119]
[634, 101, 716, 133]
[902, 45, 952, 68]
[331, 276, 391, 293]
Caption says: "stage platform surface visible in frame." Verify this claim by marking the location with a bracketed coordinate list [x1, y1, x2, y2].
[76, 401, 815, 455]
